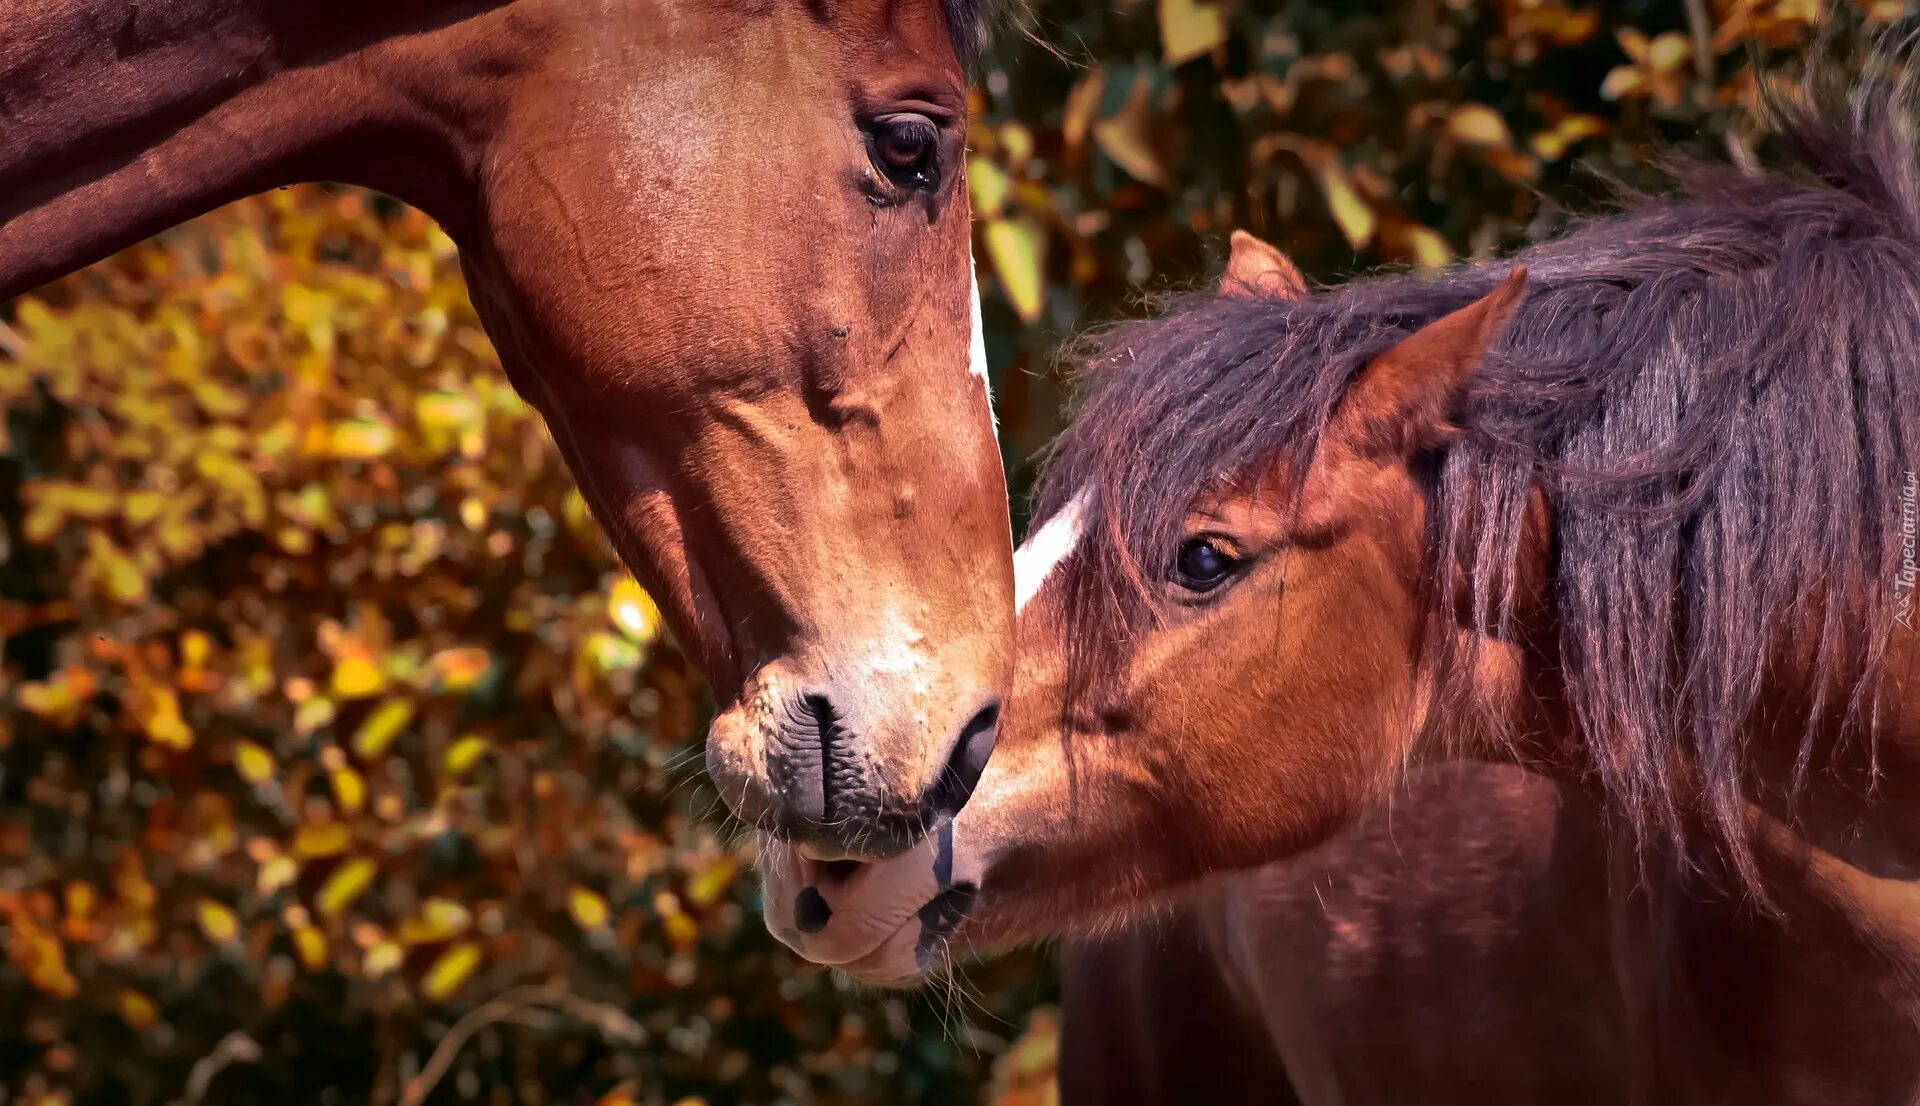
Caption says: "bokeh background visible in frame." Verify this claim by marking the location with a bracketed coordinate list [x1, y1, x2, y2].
[0, 2, 1887, 1103]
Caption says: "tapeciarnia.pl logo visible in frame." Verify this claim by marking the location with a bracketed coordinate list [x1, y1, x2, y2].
[1898, 470, 1917, 631]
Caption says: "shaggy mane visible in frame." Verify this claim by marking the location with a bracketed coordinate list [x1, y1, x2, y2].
[1034, 62, 1920, 888]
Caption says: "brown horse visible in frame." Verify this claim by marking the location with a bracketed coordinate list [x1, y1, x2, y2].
[3, 0, 1015, 858]
[764, 77, 1920, 1102]
[1058, 764, 1623, 1106]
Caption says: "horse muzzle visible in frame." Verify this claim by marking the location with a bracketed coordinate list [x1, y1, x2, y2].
[707, 660, 1001, 861]
[757, 819, 981, 984]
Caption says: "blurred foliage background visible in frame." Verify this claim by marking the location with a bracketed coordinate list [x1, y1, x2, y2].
[0, 1, 1885, 1104]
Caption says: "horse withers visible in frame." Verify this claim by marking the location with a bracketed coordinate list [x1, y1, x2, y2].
[765, 74, 1920, 1102]
[1, 0, 1014, 859]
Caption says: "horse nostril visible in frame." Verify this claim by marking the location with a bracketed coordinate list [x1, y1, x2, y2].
[924, 699, 1001, 821]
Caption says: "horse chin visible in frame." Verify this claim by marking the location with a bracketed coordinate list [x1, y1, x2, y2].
[834, 921, 942, 988]
[754, 829, 965, 983]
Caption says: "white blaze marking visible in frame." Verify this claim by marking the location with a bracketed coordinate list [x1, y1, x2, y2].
[968, 255, 998, 431]
[969, 257, 991, 387]
[1014, 489, 1089, 613]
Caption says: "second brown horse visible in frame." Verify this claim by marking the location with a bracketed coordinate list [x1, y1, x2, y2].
[767, 77, 1920, 1104]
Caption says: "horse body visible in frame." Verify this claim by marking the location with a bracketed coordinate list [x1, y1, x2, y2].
[767, 68, 1920, 1098]
[1061, 759, 1920, 1106]
[1061, 765, 1621, 1106]
[3, 0, 1015, 857]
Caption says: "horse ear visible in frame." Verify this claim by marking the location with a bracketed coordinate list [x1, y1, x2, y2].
[1222, 230, 1307, 301]
[1330, 266, 1527, 458]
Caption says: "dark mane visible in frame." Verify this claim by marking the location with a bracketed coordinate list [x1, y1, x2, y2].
[940, 0, 1011, 71]
[1035, 67, 1920, 887]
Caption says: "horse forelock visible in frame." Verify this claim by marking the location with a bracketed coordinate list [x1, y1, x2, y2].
[939, 0, 1016, 71]
[1034, 59, 1920, 889]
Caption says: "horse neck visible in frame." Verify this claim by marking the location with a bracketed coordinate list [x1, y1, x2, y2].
[0, 0, 521, 299]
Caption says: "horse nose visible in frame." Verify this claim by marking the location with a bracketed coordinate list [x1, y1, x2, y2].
[765, 694, 1001, 859]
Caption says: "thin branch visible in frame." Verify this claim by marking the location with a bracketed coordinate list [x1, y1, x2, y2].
[175, 1032, 262, 1105]
[1685, 0, 1719, 103]
[401, 982, 645, 1106]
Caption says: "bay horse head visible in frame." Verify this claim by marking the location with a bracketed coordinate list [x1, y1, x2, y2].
[762, 79, 1920, 976]
[2, 0, 1013, 859]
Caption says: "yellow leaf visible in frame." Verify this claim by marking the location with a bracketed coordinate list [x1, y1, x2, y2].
[293, 925, 328, 971]
[663, 911, 698, 950]
[1092, 75, 1168, 188]
[349, 698, 414, 759]
[1645, 31, 1691, 72]
[316, 857, 377, 918]
[1600, 66, 1644, 101]
[458, 496, 488, 531]
[116, 989, 159, 1031]
[139, 687, 193, 751]
[1446, 105, 1514, 150]
[999, 122, 1035, 166]
[570, 887, 611, 931]
[606, 579, 662, 645]
[331, 652, 385, 699]
[293, 822, 353, 859]
[685, 856, 739, 910]
[233, 741, 276, 785]
[422, 941, 483, 1001]
[258, 855, 299, 895]
[1158, 0, 1227, 65]
[114, 852, 156, 910]
[180, 629, 214, 670]
[86, 531, 149, 606]
[1318, 165, 1375, 250]
[1402, 225, 1451, 270]
[983, 216, 1050, 325]
[1533, 115, 1602, 160]
[399, 898, 471, 945]
[1061, 71, 1108, 152]
[1276, 137, 1376, 251]
[329, 418, 394, 460]
[196, 899, 240, 945]
[968, 156, 1012, 218]
[443, 734, 491, 776]
[293, 696, 337, 736]
[330, 766, 366, 815]
[365, 939, 404, 977]
[415, 389, 481, 431]
[584, 631, 643, 676]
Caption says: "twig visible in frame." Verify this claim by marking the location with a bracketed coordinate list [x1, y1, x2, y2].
[175, 1031, 262, 1105]
[401, 982, 644, 1106]
[1684, 0, 1719, 103]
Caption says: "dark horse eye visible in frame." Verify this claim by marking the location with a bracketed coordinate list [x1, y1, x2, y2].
[869, 113, 940, 189]
[1173, 538, 1240, 593]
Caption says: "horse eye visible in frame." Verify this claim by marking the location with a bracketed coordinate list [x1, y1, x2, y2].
[869, 114, 940, 189]
[1173, 538, 1241, 593]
